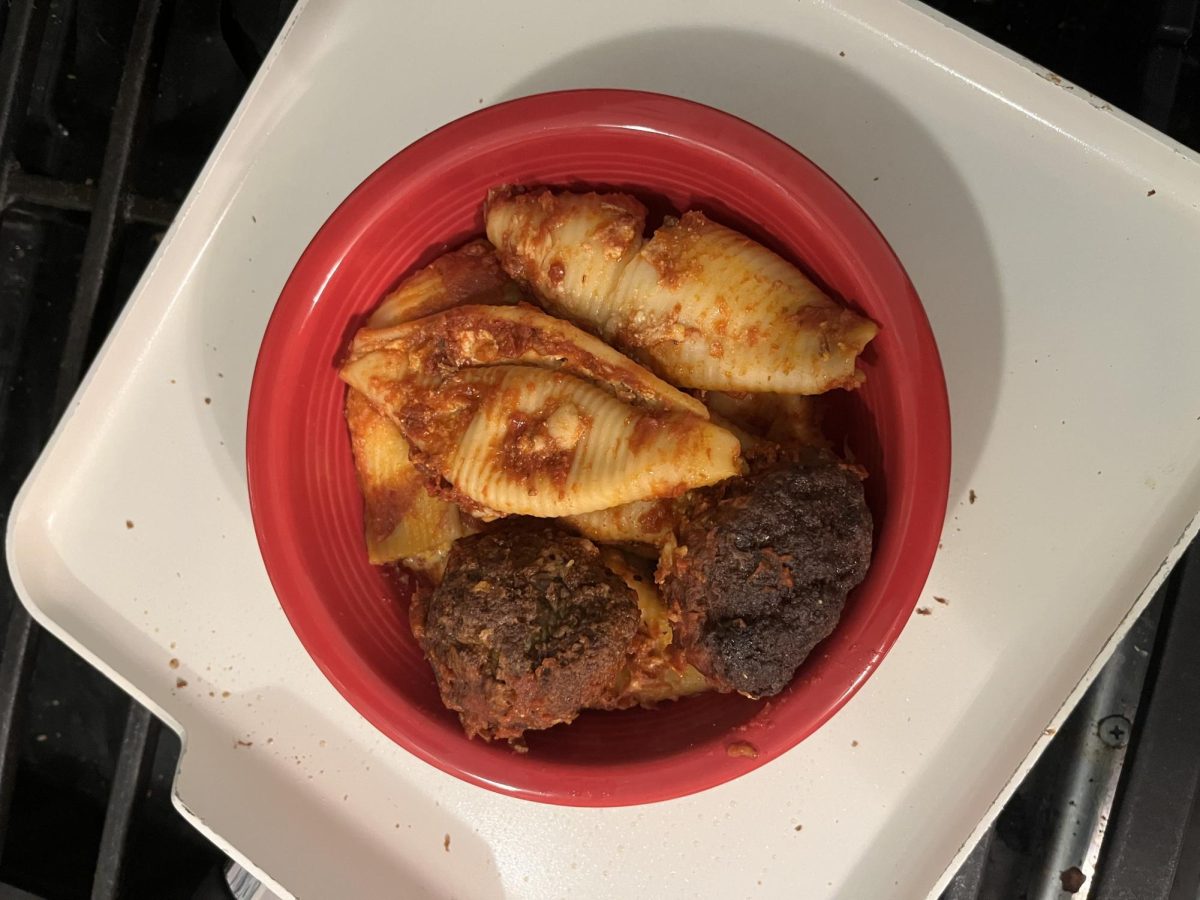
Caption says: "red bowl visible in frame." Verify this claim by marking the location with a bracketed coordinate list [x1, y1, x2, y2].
[247, 90, 950, 806]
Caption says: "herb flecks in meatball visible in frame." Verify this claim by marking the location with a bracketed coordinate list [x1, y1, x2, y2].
[662, 464, 872, 698]
[417, 522, 639, 741]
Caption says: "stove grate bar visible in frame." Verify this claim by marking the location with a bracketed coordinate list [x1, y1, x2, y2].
[0, 606, 37, 866]
[1140, 0, 1199, 129]
[90, 702, 160, 900]
[50, 0, 165, 417]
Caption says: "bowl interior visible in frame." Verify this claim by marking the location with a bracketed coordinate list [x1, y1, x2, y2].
[247, 90, 949, 806]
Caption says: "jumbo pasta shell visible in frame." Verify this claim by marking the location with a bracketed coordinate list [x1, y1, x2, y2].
[343, 363, 741, 518]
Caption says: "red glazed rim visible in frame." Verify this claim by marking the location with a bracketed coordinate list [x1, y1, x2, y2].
[247, 90, 950, 806]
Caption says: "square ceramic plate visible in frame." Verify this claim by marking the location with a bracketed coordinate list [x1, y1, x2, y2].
[9, 0, 1200, 897]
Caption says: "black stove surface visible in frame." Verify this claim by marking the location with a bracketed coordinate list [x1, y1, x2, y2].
[0, 3, 297, 898]
[0, 2, 1197, 898]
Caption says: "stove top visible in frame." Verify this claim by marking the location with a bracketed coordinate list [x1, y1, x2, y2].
[0, 3, 296, 897]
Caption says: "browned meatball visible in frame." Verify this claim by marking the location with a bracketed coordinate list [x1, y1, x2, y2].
[417, 522, 639, 741]
[662, 464, 872, 698]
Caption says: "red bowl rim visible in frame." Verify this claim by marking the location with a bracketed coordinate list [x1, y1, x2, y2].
[246, 89, 951, 806]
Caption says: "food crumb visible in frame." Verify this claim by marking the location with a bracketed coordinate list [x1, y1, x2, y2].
[968, 489, 977, 504]
[838, 50, 845, 57]
[168, 658, 179, 669]
[221, 691, 230, 698]
[251, 215, 257, 223]
[851, 740, 859, 747]
[319, 739, 326, 748]
[444, 833, 451, 852]
[916, 607, 932, 616]
[175, 678, 188, 688]
[36, 734, 48, 742]
[204, 397, 212, 405]
[266, 737, 273, 744]
[235, 739, 252, 748]
[1147, 189, 1156, 197]
[794, 824, 803, 832]
[934, 596, 949, 605]
[872, 176, 879, 181]
[726, 740, 759, 759]
[1060, 865, 1086, 893]
[1045, 727, 1057, 736]
[125, 520, 134, 529]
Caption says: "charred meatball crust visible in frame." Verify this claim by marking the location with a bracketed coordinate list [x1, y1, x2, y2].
[418, 522, 639, 741]
[662, 464, 872, 698]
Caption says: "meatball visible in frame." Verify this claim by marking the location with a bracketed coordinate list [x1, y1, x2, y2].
[662, 464, 872, 698]
[417, 521, 639, 741]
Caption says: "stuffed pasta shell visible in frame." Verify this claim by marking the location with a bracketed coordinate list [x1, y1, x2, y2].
[703, 391, 827, 449]
[594, 550, 712, 709]
[346, 303, 706, 419]
[562, 498, 681, 550]
[345, 241, 516, 572]
[345, 389, 475, 570]
[341, 363, 741, 519]
[367, 238, 521, 328]
[486, 188, 878, 394]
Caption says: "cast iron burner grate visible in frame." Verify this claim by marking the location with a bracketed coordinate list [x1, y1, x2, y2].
[0, 2, 295, 897]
